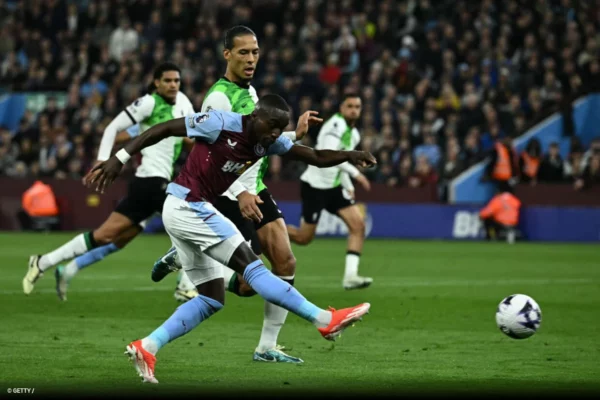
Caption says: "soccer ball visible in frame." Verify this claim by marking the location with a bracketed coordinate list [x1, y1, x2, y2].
[495, 294, 542, 339]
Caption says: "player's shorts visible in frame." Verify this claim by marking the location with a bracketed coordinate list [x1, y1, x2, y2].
[162, 194, 245, 286]
[214, 196, 262, 255]
[300, 181, 355, 224]
[115, 177, 169, 225]
[255, 189, 284, 230]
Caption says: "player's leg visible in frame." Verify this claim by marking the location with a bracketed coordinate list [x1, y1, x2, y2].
[194, 200, 370, 339]
[126, 195, 229, 382]
[287, 182, 323, 245]
[125, 196, 370, 383]
[249, 190, 303, 363]
[54, 224, 142, 301]
[336, 204, 371, 289]
[23, 211, 135, 294]
[213, 239, 370, 342]
[126, 206, 225, 383]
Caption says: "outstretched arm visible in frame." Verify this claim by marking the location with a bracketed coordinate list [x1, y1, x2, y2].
[84, 118, 187, 193]
[121, 118, 187, 160]
[284, 144, 377, 168]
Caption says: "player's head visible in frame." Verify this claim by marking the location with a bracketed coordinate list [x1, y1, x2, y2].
[339, 93, 362, 124]
[250, 94, 291, 148]
[223, 25, 259, 83]
[152, 62, 181, 103]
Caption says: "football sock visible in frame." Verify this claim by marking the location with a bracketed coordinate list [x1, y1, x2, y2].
[39, 232, 98, 272]
[62, 243, 119, 282]
[243, 260, 331, 328]
[257, 275, 294, 352]
[344, 251, 361, 279]
[142, 295, 223, 355]
[177, 270, 196, 291]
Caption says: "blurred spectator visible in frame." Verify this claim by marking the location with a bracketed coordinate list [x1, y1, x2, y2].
[462, 128, 484, 168]
[574, 154, 600, 190]
[109, 18, 138, 61]
[413, 133, 441, 168]
[408, 154, 438, 188]
[538, 142, 565, 183]
[519, 138, 542, 184]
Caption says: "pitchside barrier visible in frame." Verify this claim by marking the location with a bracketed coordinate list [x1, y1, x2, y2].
[141, 201, 600, 243]
[1, 180, 599, 243]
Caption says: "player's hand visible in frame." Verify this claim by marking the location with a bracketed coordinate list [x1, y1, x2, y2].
[355, 173, 371, 191]
[295, 111, 323, 140]
[83, 160, 103, 185]
[348, 151, 377, 168]
[237, 191, 264, 223]
[83, 157, 124, 194]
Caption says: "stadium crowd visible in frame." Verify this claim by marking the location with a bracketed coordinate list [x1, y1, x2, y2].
[0, 0, 599, 200]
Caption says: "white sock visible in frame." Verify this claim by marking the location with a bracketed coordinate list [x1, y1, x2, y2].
[313, 310, 333, 329]
[141, 337, 159, 355]
[222, 266, 236, 291]
[177, 270, 196, 291]
[64, 260, 79, 282]
[256, 274, 293, 353]
[344, 252, 360, 280]
[39, 233, 89, 272]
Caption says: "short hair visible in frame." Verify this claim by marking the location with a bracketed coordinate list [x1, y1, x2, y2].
[341, 92, 362, 103]
[153, 62, 181, 80]
[224, 26, 257, 50]
[256, 94, 290, 114]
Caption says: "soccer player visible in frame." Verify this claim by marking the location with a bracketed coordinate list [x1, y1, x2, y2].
[22, 62, 199, 302]
[152, 26, 312, 363]
[85, 94, 376, 384]
[287, 94, 373, 290]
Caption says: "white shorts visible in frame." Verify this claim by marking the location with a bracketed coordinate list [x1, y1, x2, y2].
[162, 194, 245, 286]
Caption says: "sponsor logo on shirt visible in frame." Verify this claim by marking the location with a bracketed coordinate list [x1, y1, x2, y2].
[222, 160, 251, 175]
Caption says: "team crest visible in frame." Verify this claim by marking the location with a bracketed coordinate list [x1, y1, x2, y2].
[195, 113, 210, 124]
[254, 144, 266, 156]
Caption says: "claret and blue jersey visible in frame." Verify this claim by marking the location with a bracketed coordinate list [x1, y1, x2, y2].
[166, 110, 293, 204]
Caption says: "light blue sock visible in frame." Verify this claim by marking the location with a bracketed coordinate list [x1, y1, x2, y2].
[243, 260, 324, 323]
[75, 243, 119, 270]
[144, 294, 223, 353]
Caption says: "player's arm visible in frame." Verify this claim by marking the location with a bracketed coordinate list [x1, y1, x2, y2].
[267, 136, 376, 168]
[85, 111, 226, 193]
[96, 96, 154, 162]
[288, 145, 377, 168]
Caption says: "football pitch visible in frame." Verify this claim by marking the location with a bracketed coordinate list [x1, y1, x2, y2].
[0, 232, 599, 396]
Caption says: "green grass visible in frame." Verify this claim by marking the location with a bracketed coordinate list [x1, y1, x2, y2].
[0, 232, 599, 395]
